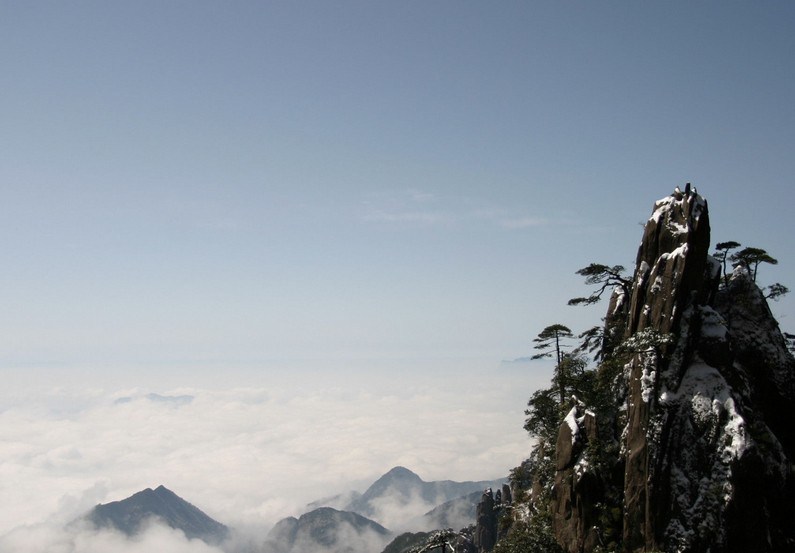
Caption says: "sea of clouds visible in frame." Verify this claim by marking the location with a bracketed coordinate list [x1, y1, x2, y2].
[0, 364, 547, 552]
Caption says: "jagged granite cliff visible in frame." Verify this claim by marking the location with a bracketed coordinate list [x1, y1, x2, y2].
[491, 189, 795, 553]
[627, 192, 793, 552]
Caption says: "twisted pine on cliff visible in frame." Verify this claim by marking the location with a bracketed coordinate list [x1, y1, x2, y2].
[567, 264, 631, 307]
[730, 246, 778, 282]
[567, 263, 632, 360]
[531, 324, 574, 403]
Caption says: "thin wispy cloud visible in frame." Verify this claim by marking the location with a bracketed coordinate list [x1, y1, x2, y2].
[498, 217, 549, 229]
[362, 191, 556, 230]
[406, 189, 437, 203]
[361, 189, 454, 226]
[362, 209, 454, 225]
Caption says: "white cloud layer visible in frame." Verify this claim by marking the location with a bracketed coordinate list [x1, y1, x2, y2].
[0, 520, 225, 553]
[0, 366, 543, 551]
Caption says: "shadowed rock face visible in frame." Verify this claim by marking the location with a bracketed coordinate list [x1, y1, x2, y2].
[87, 485, 229, 545]
[553, 407, 602, 553]
[548, 190, 795, 553]
[626, 192, 711, 338]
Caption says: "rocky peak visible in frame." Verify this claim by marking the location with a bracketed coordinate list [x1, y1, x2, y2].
[622, 190, 713, 551]
[626, 190, 711, 339]
[542, 187, 795, 553]
[624, 189, 795, 552]
[86, 485, 229, 545]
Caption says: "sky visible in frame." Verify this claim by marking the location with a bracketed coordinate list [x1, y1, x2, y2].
[1, 1, 794, 551]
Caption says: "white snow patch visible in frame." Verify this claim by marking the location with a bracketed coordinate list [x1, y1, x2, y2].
[640, 352, 657, 403]
[669, 243, 689, 259]
[564, 407, 579, 445]
[668, 220, 689, 235]
[611, 287, 626, 315]
[649, 198, 673, 224]
[639, 261, 650, 275]
[650, 275, 664, 294]
[573, 455, 590, 483]
[663, 361, 751, 549]
[720, 396, 748, 459]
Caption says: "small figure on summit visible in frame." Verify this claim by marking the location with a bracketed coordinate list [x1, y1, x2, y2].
[685, 182, 691, 196]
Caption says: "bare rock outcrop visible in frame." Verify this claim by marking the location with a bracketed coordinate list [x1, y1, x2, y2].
[622, 191, 712, 551]
[552, 405, 602, 553]
[474, 488, 497, 553]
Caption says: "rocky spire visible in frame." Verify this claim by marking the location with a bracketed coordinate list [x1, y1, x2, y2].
[622, 189, 712, 551]
[619, 188, 795, 552]
[542, 187, 794, 553]
[474, 488, 497, 553]
[624, 189, 711, 339]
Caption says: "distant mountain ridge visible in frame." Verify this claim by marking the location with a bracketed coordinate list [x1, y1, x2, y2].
[78, 467, 505, 552]
[344, 466, 505, 529]
[300, 466, 505, 535]
[86, 485, 228, 545]
[264, 506, 391, 553]
[418, 489, 484, 531]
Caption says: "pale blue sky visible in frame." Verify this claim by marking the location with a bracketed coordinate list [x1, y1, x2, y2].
[2, 1, 794, 382]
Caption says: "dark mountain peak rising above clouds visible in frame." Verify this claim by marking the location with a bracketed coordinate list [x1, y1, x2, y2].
[86, 485, 229, 545]
[361, 466, 423, 496]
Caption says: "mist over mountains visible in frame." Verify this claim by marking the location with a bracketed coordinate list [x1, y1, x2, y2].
[0, 373, 533, 543]
[312, 466, 505, 531]
[74, 467, 504, 553]
[264, 508, 390, 553]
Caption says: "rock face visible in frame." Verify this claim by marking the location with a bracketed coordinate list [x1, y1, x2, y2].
[474, 489, 497, 552]
[622, 191, 713, 551]
[472, 484, 513, 553]
[549, 190, 795, 552]
[553, 406, 602, 553]
[622, 192, 794, 552]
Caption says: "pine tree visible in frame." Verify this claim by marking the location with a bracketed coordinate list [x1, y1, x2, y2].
[567, 264, 631, 307]
[713, 241, 741, 281]
[730, 246, 778, 282]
